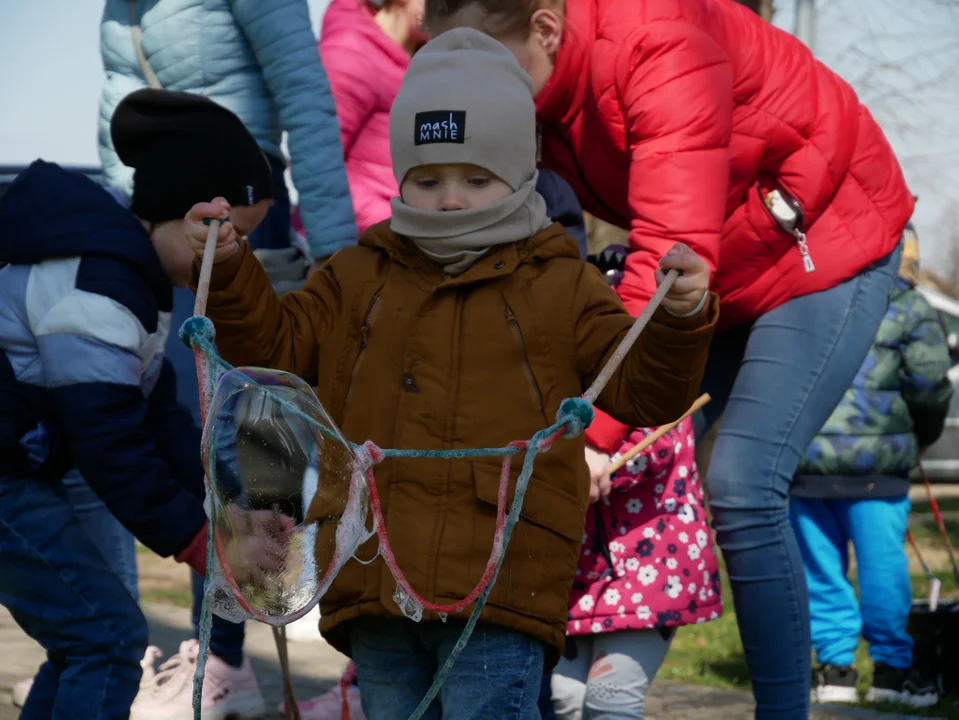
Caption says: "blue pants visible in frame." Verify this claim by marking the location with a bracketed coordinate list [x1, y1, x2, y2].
[349, 618, 544, 719]
[0, 476, 148, 720]
[61, 469, 139, 601]
[790, 496, 913, 669]
[696, 244, 901, 719]
[246, 153, 292, 251]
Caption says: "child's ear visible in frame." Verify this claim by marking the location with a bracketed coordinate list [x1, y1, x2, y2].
[531, 7, 563, 54]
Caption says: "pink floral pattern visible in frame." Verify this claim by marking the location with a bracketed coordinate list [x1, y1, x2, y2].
[569, 418, 723, 636]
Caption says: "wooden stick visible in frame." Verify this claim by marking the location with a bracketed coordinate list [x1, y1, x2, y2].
[607, 394, 711, 473]
[272, 625, 301, 720]
[194, 219, 221, 317]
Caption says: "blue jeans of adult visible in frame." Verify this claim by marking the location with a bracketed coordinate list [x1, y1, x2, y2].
[349, 618, 545, 719]
[694, 244, 901, 718]
[790, 496, 913, 669]
[0, 475, 148, 720]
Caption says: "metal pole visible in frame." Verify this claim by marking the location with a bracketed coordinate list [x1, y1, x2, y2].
[795, 0, 817, 53]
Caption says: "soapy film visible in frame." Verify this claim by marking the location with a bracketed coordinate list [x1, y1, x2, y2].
[201, 367, 374, 625]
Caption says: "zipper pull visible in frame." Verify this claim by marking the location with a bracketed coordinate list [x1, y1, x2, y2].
[504, 304, 516, 323]
[794, 230, 816, 273]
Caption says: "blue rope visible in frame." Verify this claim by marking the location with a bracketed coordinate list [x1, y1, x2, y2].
[181, 316, 595, 720]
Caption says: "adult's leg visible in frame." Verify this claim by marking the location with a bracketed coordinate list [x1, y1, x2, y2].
[789, 498, 861, 667]
[580, 629, 673, 720]
[842, 496, 913, 668]
[0, 477, 147, 720]
[62, 469, 139, 601]
[435, 621, 545, 720]
[551, 637, 593, 720]
[349, 617, 441, 720]
[706, 246, 901, 718]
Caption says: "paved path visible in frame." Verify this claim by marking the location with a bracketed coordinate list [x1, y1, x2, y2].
[0, 604, 943, 720]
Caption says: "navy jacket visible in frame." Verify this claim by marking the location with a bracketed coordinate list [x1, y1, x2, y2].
[0, 160, 206, 557]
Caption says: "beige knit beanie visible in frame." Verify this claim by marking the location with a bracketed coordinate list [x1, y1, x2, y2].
[389, 28, 537, 191]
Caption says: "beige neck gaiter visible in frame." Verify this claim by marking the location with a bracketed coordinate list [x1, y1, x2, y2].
[389, 174, 551, 276]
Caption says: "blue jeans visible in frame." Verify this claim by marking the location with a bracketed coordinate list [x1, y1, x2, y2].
[0, 476, 148, 720]
[790, 496, 913, 669]
[349, 618, 545, 719]
[696, 244, 901, 718]
[61, 469, 139, 601]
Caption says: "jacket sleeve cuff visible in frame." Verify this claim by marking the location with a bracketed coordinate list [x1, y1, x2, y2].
[585, 408, 632, 454]
[175, 521, 209, 577]
[191, 241, 251, 294]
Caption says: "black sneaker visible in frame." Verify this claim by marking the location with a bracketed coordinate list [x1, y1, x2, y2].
[866, 663, 939, 708]
[812, 664, 859, 704]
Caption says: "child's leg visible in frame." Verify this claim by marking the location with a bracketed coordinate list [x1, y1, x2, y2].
[789, 498, 861, 667]
[841, 496, 913, 668]
[0, 476, 148, 719]
[580, 629, 672, 719]
[191, 570, 246, 667]
[551, 636, 594, 720]
[349, 617, 441, 720]
[433, 621, 545, 720]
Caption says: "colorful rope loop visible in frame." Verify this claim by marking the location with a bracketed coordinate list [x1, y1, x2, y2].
[557, 396, 594, 439]
[179, 314, 216, 349]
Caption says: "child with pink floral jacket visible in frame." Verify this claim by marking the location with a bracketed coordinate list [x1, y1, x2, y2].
[551, 417, 723, 719]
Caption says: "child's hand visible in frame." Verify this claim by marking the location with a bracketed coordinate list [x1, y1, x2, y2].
[185, 198, 240, 264]
[222, 507, 295, 587]
[656, 243, 711, 317]
[585, 445, 612, 503]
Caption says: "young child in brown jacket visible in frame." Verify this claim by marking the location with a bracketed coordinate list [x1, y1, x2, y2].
[185, 28, 717, 720]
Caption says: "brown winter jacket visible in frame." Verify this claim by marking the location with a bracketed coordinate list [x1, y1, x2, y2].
[199, 221, 718, 664]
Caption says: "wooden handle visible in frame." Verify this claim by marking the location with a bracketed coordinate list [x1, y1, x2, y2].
[193, 219, 221, 317]
[606, 394, 711, 473]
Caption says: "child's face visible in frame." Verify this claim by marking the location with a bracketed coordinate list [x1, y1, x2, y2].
[401, 163, 513, 211]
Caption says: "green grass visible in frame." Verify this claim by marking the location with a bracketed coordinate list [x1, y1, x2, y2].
[912, 497, 959, 515]
[909, 517, 959, 551]
[140, 587, 193, 609]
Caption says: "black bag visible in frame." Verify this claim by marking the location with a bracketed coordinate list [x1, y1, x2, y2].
[909, 598, 959, 697]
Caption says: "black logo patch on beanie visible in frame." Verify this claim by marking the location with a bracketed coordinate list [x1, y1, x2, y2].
[414, 111, 466, 145]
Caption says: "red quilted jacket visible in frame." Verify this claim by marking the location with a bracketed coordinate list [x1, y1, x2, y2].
[538, 0, 915, 452]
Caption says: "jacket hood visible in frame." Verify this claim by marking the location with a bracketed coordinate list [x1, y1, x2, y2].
[359, 219, 582, 274]
[0, 161, 167, 282]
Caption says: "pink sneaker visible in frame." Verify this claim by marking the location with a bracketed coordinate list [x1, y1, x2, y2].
[279, 685, 366, 720]
[12, 646, 163, 708]
[130, 640, 266, 720]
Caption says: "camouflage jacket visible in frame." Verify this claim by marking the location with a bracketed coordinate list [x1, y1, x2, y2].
[793, 278, 954, 499]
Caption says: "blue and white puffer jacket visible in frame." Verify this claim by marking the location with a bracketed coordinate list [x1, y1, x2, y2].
[99, 0, 356, 259]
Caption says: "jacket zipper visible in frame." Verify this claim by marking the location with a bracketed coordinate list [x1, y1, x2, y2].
[504, 304, 545, 415]
[343, 292, 381, 407]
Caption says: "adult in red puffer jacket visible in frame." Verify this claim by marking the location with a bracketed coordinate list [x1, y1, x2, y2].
[428, 1, 912, 717]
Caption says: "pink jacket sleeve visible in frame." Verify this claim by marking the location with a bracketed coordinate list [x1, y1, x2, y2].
[319, 33, 378, 157]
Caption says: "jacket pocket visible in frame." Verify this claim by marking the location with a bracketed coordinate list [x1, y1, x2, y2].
[503, 302, 546, 418]
[470, 460, 585, 619]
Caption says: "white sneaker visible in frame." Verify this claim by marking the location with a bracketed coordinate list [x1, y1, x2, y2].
[11, 645, 164, 708]
[284, 605, 325, 643]
[130, 640, 266, 720]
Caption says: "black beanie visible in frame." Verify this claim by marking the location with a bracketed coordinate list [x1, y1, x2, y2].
[111, 89, 274, 223]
